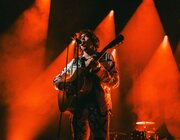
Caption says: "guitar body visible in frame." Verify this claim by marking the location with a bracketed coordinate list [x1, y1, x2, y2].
[58, 91, 75, 112]
[58, 68, 93, 112]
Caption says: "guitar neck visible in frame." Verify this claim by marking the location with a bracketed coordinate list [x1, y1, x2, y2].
[95, 47, 109, 61]
[94, 34, 124, 61]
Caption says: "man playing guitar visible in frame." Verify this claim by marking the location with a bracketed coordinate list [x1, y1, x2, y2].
[53, 29, 120, 140]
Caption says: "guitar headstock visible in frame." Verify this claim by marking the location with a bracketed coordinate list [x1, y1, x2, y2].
[107, 34, 124, 49]
[96, 34, 124, 61]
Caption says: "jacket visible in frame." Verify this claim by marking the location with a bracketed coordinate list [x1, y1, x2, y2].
[53, 52, 119, 113]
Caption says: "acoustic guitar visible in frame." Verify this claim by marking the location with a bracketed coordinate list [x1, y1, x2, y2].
[58, 34, 124, 112]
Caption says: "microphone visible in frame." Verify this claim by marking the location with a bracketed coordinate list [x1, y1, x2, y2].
[72, 32, 82, 45]
[75, 38, 82, 44]
[72, 37, 82, 44]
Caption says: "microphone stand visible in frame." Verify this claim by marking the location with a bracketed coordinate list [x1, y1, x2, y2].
[57, 43, 70, 140]
[73, 41, 80, 139]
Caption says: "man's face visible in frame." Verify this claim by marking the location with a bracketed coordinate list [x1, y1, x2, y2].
[80, 33, 95, 54]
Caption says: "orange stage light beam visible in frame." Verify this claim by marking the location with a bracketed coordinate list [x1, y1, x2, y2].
[128, 36, 180, 138]
[117, 0, 165, 78]
[6, 41, 75, 140]
[0, 0, 51, 140]
[115, 0, 167, 132]
[9, 40, 75, 140]
[160, 36, 180, 139]
[95, 10, 116, 52]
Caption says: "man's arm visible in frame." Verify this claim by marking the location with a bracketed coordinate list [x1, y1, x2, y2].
[94, 53, 119, 89]
[53, 59, 75, 90]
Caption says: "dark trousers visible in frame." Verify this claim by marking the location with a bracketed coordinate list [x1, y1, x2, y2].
[71, 105, 110, 140]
